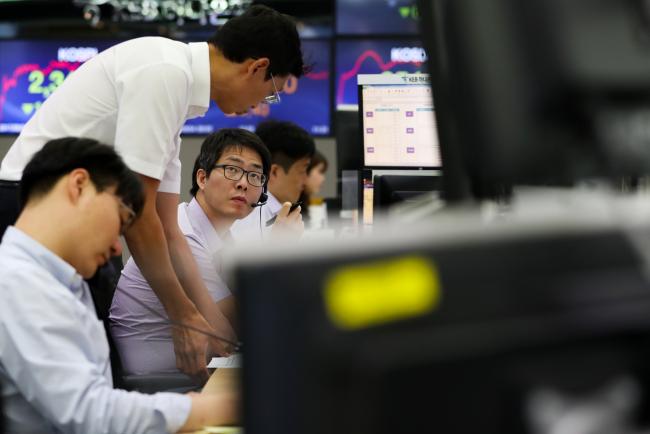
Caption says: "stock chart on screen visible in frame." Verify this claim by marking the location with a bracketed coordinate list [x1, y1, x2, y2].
[336, 39, 427, 107]
[0, 40, 115, 134]
[0, 38, 332, 136]
[337, 0, 420, 35]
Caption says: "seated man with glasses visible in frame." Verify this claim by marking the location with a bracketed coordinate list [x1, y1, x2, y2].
[110, 128, 292, 375]
[0, 137, 237, 434]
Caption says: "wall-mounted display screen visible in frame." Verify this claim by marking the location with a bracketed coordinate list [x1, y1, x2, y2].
[335, 39, 427, 108]
[0, 40, 115, 134]
[1, 38, 332, 136]
[336, 0, 420, 35]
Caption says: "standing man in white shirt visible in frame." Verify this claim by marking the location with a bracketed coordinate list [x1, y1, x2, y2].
[231, 120, 315, 240]
[0, 5, 306, 381]
[0, 137, 237, 434]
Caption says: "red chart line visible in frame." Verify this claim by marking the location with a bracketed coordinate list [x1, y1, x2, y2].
[306, 71, 329, 80]
[337, 49, 423, 105]
[0, 61, 80, 123]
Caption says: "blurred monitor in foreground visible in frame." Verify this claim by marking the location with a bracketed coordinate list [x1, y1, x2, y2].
[418, 0, 650, 200]
[233, 221, 650, 434]
[359, 74, 441, 169]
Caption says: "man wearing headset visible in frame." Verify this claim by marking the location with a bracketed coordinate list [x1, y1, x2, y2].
[231, 120, 315, 240]
[110, 129, 301, 375]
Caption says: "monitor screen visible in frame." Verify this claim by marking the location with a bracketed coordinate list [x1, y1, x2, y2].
[372, 174, 442, 209]
[0, 38, 332, 137]
[335, 39, 427, 107]
[359, 74, 440, 168]
[0, 39, 116, 134]
[183, 39, 332, 136]
[232, 223, 650, 434]
[336, 0, 420, 35]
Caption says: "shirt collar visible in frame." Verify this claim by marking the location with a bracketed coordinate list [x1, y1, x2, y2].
[1, 227, 85, 295]
[267, 192, 283, 214]
[186, 198, 227, 254]
[188, 42, 211, 112]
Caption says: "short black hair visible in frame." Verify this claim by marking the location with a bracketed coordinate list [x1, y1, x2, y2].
[255, 120, 315, 172]
[20, 137, 144, 217]
[208, 4, 307, 79]
[190, 128, 272, 197]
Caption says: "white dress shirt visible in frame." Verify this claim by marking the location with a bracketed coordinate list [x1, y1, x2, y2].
[0, 37, 211, 193]
[0, 227, 191, 434]
[110, 199, 232, 375]
[230, 191, 282, 241]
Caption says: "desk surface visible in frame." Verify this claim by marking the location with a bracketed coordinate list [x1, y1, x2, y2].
[187, 368, 241, 434]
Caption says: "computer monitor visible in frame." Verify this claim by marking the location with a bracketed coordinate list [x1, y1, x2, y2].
[417, 0, 650, 198]
[335, 109, 363, 172]
[373, 174, 442, 209]
[232, 221, 650, 434]
[359, 74, 441, 169]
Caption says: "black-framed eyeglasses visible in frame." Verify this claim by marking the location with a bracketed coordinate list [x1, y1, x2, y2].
[214, 164, 267, 187]
[116, 197, 136, 235]
[261, 73, 282, 105]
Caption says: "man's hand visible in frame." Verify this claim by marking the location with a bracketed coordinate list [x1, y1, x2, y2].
[181, 369, 240, 431]
[207, 306, 238, 358]
[270, 201, 304, 240]
[171, 310, 214, 382]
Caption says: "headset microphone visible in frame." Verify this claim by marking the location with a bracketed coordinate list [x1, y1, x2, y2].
[251, 191, 268, 208]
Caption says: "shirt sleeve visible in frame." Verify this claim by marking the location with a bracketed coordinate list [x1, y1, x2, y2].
[113, 63, 189, 184]
[159, 135, 182, 194]
[0, 268, 192, 434]
[185, 233, 232, 301]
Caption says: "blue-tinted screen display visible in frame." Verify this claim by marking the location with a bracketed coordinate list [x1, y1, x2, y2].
[0, 39, 331, 136]
[183, 39, 331, 136]
[0, 40, 116, 134]
[337, 0, 420, 35]
[336, 39, 427, 107]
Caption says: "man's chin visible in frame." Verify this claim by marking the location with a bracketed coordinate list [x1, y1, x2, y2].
[81, 268, 97, 280]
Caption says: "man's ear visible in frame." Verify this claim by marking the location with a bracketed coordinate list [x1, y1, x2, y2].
[196, 168, 208, 191]
[248, 57, 270, 78]
[66, 168, 90, 204]
[270, 163, 283, 181]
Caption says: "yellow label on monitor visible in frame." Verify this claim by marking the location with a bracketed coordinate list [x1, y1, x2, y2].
[324, 256, 441, 330]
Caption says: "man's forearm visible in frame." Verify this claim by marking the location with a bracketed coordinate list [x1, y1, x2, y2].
[125, 208, 198, 320]
[165, 228, 235, 336]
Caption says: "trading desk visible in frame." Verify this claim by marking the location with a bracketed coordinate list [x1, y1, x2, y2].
[187, 368, 241, 434]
